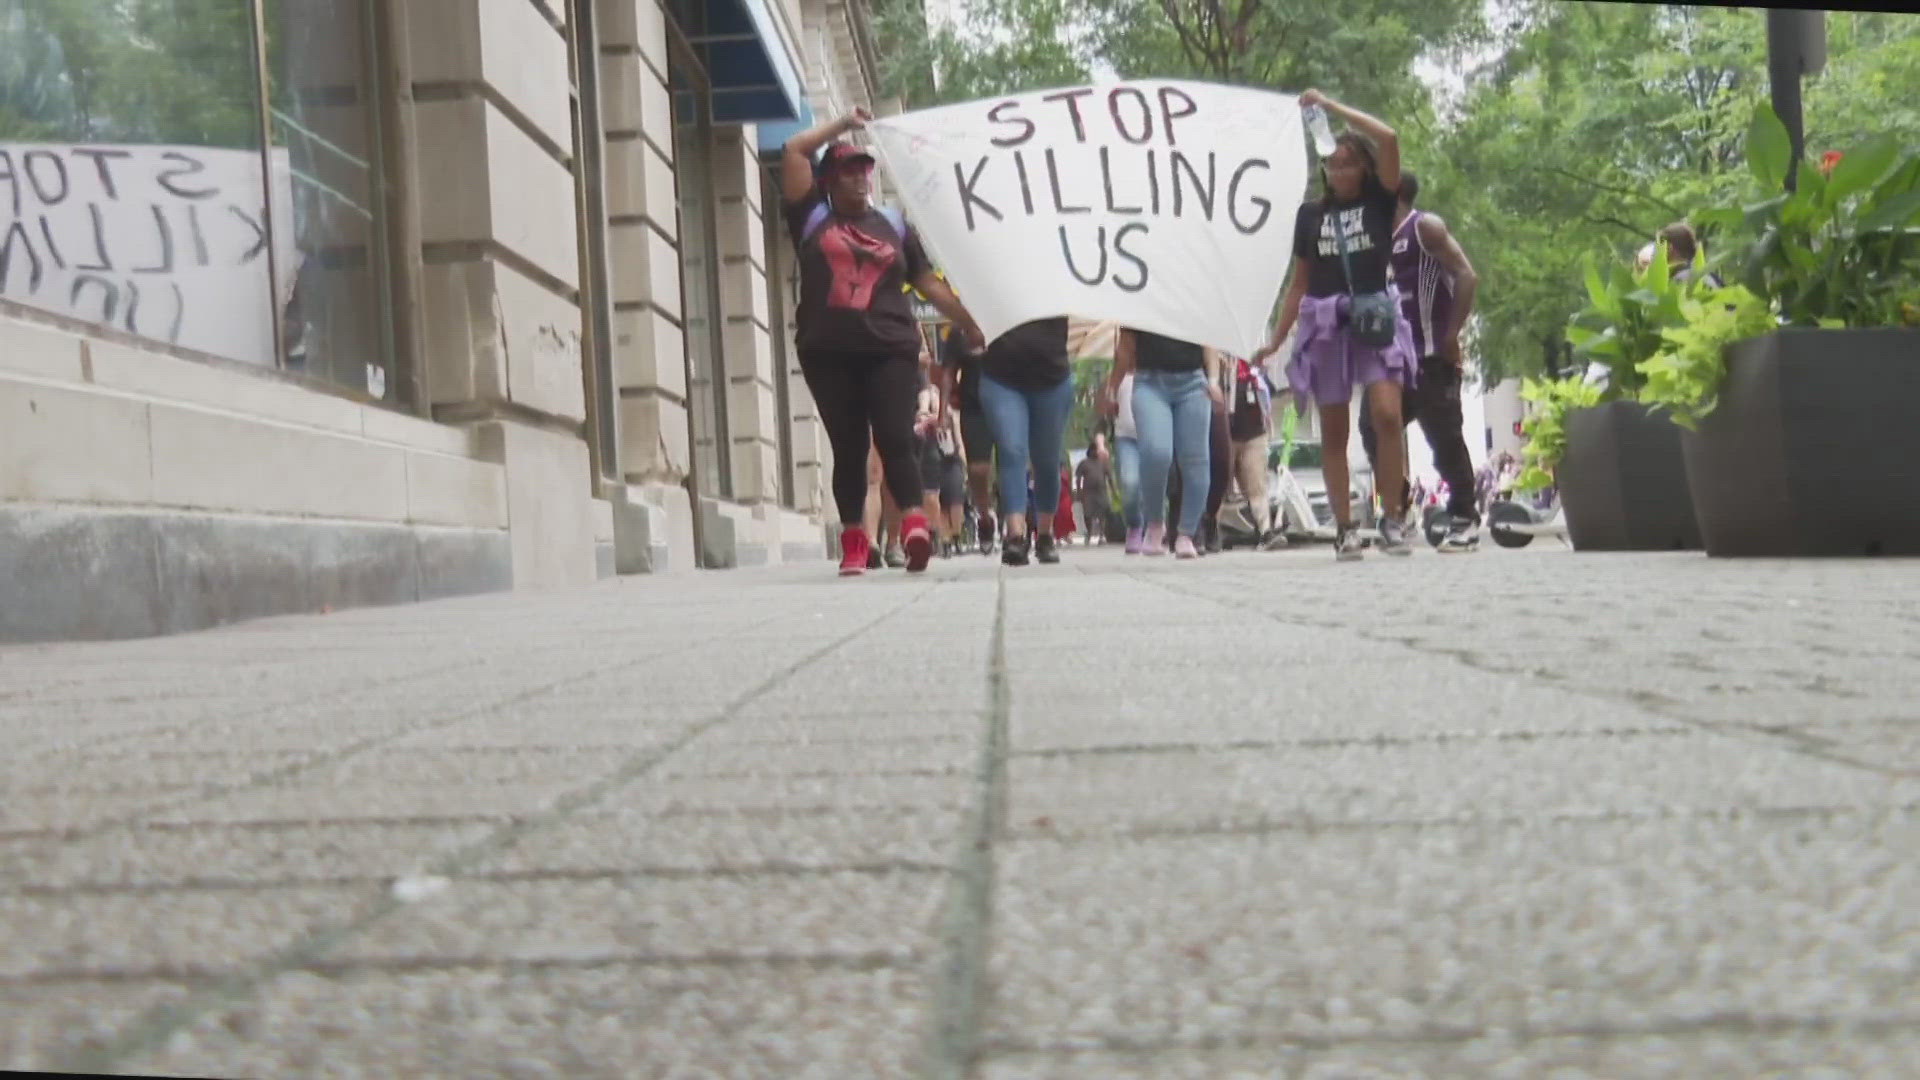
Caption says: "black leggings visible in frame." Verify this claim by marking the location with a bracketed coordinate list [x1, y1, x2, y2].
[1204, 397, 1232, 525]
[799, 348, 924, 526]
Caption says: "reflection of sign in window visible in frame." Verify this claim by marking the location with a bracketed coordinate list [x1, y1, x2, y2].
[0, 143, 295, 364]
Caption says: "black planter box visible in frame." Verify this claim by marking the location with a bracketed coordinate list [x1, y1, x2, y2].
[1558, 401, 1704, 551]
[1681, 328, 1920, 556]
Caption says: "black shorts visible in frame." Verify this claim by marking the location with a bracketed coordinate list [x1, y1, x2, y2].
[917, 435, 946, 493]
[939, 456, 966, 508]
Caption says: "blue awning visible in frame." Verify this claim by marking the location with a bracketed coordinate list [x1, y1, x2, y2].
[754, 105, 815, 156]
[691, 0, 807, 126]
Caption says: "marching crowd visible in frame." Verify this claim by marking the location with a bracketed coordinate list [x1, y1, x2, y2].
[780, 90, 1492, 575]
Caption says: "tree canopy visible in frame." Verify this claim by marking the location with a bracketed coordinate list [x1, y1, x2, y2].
[872, 0, 1920, 383]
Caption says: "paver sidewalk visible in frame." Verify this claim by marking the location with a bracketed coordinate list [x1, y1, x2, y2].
[3, 545, 1918, 1078]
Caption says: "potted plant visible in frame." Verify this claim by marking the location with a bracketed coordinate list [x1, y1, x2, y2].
[1516, 242, 1708, 551]
[1654, 104, 1920, 556]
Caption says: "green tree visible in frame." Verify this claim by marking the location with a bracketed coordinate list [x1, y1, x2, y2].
[1425, 3, 1920, 383]
[872, 0, 1093, 109]
[869, 1, 1920, 385]
[1085, 0, 1484, 121]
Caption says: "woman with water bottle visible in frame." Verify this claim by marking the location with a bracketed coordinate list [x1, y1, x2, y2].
[1252, 90, 1418, 561]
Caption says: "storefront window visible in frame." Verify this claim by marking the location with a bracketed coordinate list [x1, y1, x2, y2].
[264, 0, 394, 399]
[0, 0, 398, 403]
[764, 168, 797, 509]
[0, 0, 275, 364]
[667, 17, 731, 500]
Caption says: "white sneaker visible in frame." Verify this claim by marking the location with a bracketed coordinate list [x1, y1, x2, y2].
[1335, 527, 1365, 561]
[1378, 514, 1414, 556]
[1440, 518, 1481, 553]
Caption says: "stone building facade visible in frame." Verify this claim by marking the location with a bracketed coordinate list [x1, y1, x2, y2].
[0, 0, 890, 642]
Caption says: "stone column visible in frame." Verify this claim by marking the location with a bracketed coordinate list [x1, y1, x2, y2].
[406, 0, 598, 588]
[712, 128, 781, 509]
[597, 0, 697, 571]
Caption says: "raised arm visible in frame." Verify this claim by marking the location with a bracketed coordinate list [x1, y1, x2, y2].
[1300, 90, 1399, 195]
[781, 108, 871, 205]
[1417, 212, 1479, 365]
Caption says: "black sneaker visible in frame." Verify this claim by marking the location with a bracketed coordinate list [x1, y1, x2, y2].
[1001, 532, 1031, 566]
[866, 545, 883, 570]
[977, 512, 996, 555]
[1203, 520, 1223, 554]
[1034, 532, 1060, 564]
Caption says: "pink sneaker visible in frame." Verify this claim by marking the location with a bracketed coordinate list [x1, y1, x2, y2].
[901, 510, 933, 573]
[1174, 535, 1199, 559]
[1124, 527, 1145, 555]
[838, 526, 871, 576]
[1142, 523, 1167, 557]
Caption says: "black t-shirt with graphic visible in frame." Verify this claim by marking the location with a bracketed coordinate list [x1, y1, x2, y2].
[784, 192, 931, 356]
[979, 317, 1071, 391]
[1293, 173, 1397, 298]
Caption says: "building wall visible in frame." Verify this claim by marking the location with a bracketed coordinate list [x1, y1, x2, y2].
[1484, 377, 1528, 463]
[409, 0, 601, 591]
[0, 0, 878, 642]
[599, 0, 701, 571]
[0, 307, 512, 642]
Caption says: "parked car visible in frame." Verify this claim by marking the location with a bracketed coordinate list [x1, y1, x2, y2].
[1268, 442, 1373, 541]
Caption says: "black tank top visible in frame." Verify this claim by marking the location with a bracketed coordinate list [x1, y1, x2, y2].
[1133, 330, 1204, 372]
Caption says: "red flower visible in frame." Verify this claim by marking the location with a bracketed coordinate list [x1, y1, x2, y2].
[1820, 151, 1843, 176]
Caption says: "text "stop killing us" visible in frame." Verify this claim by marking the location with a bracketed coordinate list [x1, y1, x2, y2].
[949, 86, 1280, 293]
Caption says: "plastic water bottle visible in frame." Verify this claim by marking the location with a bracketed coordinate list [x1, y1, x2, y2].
[1303, 104, 1336, 158]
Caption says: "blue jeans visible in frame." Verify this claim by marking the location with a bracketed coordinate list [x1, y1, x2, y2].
[1131, 368, 1212, 535]
[1114, 436, 1143, 529]
[978, 372, 1075, 520]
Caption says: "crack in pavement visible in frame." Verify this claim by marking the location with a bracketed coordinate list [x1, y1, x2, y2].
[1128, 573, 1919, 782]
[921, 570, 1010, 1080]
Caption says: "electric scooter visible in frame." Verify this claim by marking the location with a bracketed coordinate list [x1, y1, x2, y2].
[1487, 487, 1568, 548]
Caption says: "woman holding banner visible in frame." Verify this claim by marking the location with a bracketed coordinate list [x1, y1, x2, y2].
[1252, 90, 1416, 561]
[1103, 330, 1220, 559]
[782, 108, 986, 576]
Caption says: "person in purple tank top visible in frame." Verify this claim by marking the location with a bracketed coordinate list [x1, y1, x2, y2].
[1359, 169, 1484, 552]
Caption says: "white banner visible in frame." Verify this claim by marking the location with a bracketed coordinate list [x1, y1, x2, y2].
[869, 80, 1309, 359]
[0, 143, 296, 364]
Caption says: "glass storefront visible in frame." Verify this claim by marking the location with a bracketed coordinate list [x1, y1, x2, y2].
[665, 0, 732, 501]
[4, 0, 807, 515]
[264, 0, 394, 399]
[0, 0, 398, 404]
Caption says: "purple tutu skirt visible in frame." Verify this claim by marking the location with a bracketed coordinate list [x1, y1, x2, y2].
[1285, 290, 1419, 407]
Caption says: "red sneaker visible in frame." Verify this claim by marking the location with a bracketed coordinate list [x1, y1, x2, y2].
[901, 510, 933, 572]
[838, 526, 871, 577]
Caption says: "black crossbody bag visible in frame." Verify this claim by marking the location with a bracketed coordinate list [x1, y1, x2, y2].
[1331, 207, 1397, 348]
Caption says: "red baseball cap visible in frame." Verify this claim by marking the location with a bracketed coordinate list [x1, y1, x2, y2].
[816, 141, 876, 178]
